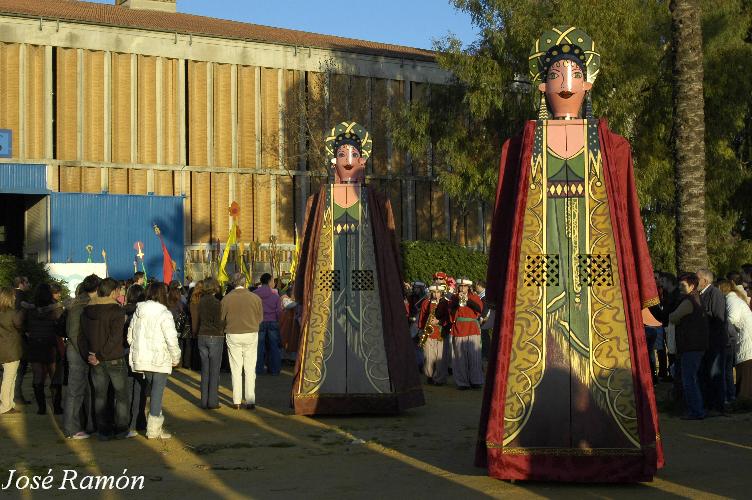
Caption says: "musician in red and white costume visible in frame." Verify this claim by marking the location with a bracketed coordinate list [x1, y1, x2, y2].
[449, 278, 484, 390]
[417, 283, 450, 385]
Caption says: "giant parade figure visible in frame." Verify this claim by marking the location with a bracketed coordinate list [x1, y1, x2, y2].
[291, 122, 425, 415]
[476, 27, 664, 482]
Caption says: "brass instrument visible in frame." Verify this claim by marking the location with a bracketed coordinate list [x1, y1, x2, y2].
[419, 301, 438, 348]
[458, 291, 468, 307]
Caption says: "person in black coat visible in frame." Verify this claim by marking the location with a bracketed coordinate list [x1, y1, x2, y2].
[697, 269, 729, 414]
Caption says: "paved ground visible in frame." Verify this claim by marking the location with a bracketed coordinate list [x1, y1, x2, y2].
[0, 368, 750, 499]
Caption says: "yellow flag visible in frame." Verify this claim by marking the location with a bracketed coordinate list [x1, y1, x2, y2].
[217, 222, 237, 286]
[289, 225, 301, 281]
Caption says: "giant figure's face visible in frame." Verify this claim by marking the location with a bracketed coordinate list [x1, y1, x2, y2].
[333, 144, 367, 184]
[539, 59, 592, 118]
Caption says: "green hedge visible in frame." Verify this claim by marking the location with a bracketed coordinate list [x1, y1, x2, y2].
[401, 240, 488, 284]
[0, 254, 69, 297]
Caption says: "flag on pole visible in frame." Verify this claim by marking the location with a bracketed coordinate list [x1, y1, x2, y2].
[217, 222, 236, 286]
[153, 224, 174, 284]
[134, 241, 148, 278]
[219, 201, 244, 286]
[289, 225, 301, 282]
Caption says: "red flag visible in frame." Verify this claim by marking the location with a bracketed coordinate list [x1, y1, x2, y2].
[153, 225, 174, 284]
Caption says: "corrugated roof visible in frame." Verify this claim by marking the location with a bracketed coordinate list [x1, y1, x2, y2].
[0, 0, 436, 61]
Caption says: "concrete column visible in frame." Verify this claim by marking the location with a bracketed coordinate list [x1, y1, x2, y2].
[254, 66, 261, 170]
[156, 57, 163, 165]
[270, 175, 277, 237]
[297, 72, 307, 229]
[177, 58, 186, 166]
[103, 50, 111, 191]
[44, 46, 53, 161]
[206, 62, 213, 167]
[231, 64, 238, 168]
[230, 64, 238, 223]
[130, 53, 137, 164]
[253, 66, 261, 240]
[18, 44, 25, 159]
[77, 48, 83, 161]
[272, 68, 283, 238]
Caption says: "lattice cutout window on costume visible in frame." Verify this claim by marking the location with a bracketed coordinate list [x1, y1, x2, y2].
[317, 270, 341, 291]
[578, 254, 614, 287]
[352, 270, 375, 291]
[524, 254, 560, 287]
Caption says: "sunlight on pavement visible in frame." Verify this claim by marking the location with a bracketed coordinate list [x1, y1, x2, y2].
[686, 433, 752, 451]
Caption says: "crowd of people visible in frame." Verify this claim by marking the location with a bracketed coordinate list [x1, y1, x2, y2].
[650, 266, 752, 419]
[3, 262, 749, 436]
[0, 270, 295, 441]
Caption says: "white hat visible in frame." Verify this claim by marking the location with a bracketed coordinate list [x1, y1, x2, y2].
[428, 283, 447, 292]
[457, 278, 473, 286]
[413, 281, 426, 287]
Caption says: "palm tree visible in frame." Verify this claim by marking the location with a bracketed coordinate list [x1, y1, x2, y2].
[671, 0, 708, 272]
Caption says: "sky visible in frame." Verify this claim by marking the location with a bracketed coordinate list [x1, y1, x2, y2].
[90, 0, 480, 50]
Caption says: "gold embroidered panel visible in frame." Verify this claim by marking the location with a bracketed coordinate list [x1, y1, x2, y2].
[299, 198, 334, 395]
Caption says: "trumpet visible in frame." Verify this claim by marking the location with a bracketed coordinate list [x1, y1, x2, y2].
[458, 291, 468, 307]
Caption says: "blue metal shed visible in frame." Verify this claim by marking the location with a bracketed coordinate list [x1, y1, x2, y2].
[50, 193, 184, 281]
[0, 163, 48, 194]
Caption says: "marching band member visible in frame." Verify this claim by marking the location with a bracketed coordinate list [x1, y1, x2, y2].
[449, 278, 483, 390]
[417, 284, 450, 385]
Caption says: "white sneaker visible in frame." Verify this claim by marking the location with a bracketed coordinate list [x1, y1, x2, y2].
[68, 432, 90, 440]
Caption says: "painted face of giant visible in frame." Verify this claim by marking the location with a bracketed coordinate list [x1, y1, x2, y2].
[333, 144, 367, 184]
[539, 59, 592, 119]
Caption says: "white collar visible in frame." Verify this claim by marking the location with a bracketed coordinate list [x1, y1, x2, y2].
[700, 284, 711, 295]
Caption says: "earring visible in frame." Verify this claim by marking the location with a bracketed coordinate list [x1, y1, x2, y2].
[330, 158, 336, 165]
[538, 93, 548, 120]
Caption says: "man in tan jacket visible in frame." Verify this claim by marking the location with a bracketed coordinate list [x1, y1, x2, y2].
[221, 273, 264, 409]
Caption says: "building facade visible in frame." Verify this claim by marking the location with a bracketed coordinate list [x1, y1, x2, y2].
[0, 0, 488, 279]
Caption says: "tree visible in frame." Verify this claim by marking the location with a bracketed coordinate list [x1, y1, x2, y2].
[391, 0, 752, 274]
[671, 0, 709, 272]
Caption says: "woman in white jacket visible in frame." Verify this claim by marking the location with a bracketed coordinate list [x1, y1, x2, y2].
[719, 280, 752, 400]
[127, 282, 181, 439]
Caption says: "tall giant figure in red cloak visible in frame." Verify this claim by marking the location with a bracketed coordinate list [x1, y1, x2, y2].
[476, 27, 664, 482]
[291, 121, 424, 415]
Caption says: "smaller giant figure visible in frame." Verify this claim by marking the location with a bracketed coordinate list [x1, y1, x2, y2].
[292, 122, 425, 415]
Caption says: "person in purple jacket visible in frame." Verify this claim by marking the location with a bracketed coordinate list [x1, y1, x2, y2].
[253, 273, 283, 375]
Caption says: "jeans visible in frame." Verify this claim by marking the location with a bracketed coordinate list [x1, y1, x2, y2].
[226, 333, 258, 405]
[63, 346, 93, 436]
[256, 321, 281, 375]
[681, 351, 705, 418]
[91, 357, 131, 436]
[198, 336, 224, 408]
[702, 348, 726, 411]
[127, 365, 148, 431]
[143, 371, 169, 417]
